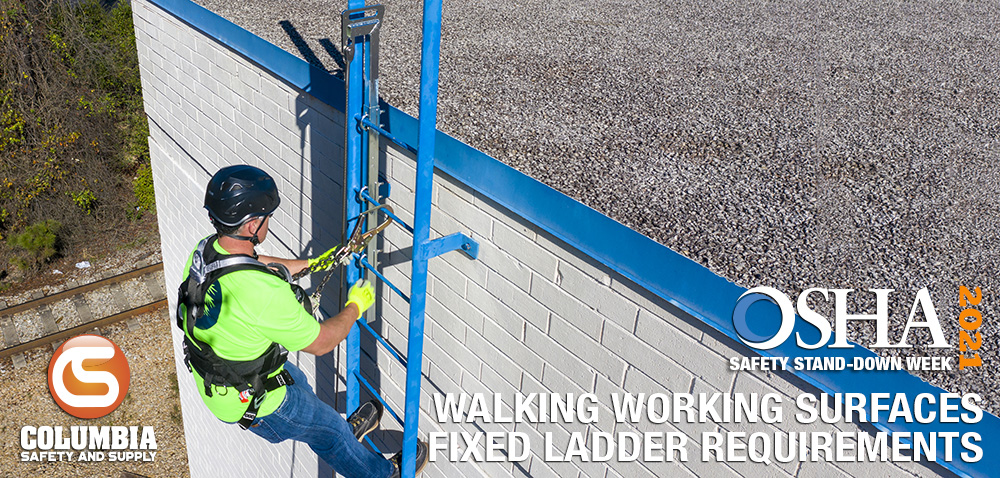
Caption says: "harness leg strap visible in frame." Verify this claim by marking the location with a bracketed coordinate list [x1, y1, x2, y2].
[236, 369, 295, 430]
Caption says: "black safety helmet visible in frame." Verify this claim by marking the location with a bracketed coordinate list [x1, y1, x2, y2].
[204, 165, 280, 227]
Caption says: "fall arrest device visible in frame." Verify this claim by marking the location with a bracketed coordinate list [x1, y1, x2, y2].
[292, 203, 394, 311]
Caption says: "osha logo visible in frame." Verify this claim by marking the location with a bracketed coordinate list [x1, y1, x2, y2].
[48, 335, 130, 419]
[732, 287, 949, 351]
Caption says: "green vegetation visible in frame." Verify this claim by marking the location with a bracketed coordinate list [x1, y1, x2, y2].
[0, 0, 151, 274]
[133, 162, 156, 215]
[69, 188, 97, 214]
[10, 219, 61, 270]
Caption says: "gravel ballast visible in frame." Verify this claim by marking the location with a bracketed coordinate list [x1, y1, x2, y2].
[190, 0, 1000, 413]
[0, 241, 186, 477]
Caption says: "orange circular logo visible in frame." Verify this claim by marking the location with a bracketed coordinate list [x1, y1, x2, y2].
[47, 335, 130, 419]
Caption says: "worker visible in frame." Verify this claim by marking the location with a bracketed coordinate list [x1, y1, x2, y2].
[176, 165, 428, 477]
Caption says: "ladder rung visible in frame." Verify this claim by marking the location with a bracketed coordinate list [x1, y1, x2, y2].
[363, 434, 383, 454]
[360, 189, 414, 233]
[355, 370, 404, 426]
[358, 255, 410, 303]
[357, 115, 418, 154]
[359, 319, 408, 368]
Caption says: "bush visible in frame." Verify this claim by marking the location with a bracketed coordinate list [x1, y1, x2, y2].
[69, 188, 96, 214]
[10, 219, 61, 270]
[133, 162, 155, 215]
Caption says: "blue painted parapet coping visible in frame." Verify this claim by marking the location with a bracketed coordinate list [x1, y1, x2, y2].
[144, 0, 999, 476]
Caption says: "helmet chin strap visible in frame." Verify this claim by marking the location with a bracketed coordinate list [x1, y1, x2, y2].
[223, 217, 265, 247]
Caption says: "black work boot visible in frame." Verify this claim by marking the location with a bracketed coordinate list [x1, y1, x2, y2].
[389, 440, 429, 477]
[347, 400, 383, 442]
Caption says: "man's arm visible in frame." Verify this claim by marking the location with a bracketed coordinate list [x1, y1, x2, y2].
[258, 255, 308, 276]
[301, 303, 360, 356]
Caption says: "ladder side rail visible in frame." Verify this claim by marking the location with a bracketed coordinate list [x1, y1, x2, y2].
[342, 5, 476, 477]
[402, 0, 445, 477]
[343, 0, 367, 415]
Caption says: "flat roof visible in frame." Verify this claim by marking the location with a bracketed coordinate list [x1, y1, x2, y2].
[190, 0, 1000, 414]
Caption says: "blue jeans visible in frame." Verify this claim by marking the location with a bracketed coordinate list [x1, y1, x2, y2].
[248, 362, 394, 478]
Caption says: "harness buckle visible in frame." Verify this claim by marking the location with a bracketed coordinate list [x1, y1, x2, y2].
[181, 340, 192, 373]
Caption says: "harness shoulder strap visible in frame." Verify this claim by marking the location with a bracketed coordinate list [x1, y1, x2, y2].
[179, 235, 280, 328]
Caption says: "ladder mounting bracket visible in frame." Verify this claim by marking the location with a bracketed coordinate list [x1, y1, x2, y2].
[416, 232, 479, 261]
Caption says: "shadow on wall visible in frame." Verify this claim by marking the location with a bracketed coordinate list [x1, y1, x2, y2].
[278, 19, 390, 477]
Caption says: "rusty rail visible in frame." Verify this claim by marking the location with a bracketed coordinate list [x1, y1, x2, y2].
[0, 299, 167, 359]
[0, 262, 167, 359]
[0, 262, 164, 318]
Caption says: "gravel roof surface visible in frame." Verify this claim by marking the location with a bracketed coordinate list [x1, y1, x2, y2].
[191, 0, 1000, 413]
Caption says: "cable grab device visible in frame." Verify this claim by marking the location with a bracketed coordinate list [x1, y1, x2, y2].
[293, 204, 393, 316]
[339, 3, 479, 478]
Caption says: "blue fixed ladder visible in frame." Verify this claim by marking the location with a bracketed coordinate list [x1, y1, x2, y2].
[340, 2, 479, 477]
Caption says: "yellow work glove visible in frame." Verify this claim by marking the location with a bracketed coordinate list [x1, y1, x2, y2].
[307, 245, 339, 270]
[345, 280, 375, 320]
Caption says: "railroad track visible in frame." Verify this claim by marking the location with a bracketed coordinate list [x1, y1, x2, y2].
[0, 261, 168, 368]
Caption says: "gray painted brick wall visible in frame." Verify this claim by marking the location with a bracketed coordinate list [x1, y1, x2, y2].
[133, 1, 942, 477]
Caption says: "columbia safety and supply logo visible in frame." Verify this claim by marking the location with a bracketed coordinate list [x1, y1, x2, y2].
[48, 335, 130, 419]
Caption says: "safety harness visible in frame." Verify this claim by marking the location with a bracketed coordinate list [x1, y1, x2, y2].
[175, 235, 309, 430]
[175, 205, 393, 430]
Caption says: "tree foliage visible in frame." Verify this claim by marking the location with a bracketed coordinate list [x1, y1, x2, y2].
[0, 0, 149, 269]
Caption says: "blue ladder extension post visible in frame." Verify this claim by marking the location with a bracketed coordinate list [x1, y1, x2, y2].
[403, 0, 444, 476]
[343, 0, 367, 415]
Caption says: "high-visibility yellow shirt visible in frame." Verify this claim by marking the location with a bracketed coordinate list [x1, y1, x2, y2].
[180, 238, 319, 423]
